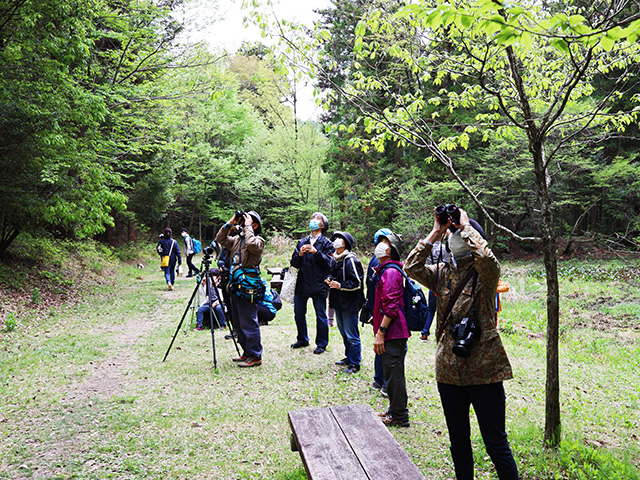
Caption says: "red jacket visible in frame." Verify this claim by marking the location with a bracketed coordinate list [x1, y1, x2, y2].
[373, 260, 410, 341]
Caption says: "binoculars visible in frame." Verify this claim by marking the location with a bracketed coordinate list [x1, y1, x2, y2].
[435, 204, 461, 225]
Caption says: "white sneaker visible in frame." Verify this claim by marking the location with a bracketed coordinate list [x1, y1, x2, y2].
[168, 284, 173, 291]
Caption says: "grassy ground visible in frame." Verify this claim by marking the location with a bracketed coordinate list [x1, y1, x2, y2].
[0, 238, 639, 479]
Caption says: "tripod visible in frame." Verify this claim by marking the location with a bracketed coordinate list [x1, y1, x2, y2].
[163, 254, 241, 368]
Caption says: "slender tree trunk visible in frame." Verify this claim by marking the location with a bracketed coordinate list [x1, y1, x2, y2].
[532, 140, 562, 447]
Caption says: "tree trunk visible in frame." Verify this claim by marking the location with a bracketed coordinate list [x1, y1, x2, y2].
[532, 140, 562, 447]
[542, 232, 561, 446]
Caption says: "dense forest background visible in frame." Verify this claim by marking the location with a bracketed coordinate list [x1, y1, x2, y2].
[1, 0, 639, 259]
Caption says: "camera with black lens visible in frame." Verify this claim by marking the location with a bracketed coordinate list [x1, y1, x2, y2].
[234, 210, 245, 223]
[451, 315, 481, 358]
[203, 246, 215, 257]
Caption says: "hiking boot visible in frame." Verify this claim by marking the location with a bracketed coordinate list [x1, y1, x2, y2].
[232, 355, 248, 362]
[342, 365, 360, 374]
[167, 284, 173, 291]
[371, 381, 383, 391]
[420, 334, 429, 341]
[377, 411, 390, 418]
[335, 358, 349, 366]
[238, 357, 262, 368]
[195, 325, 204, 331]
[313, 347, 325, 355]
[291, 341, 309, 349]
[381, 415, 410, 428]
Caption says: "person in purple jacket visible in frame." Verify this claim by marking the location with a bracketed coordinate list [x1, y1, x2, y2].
[372, 231, 411, 428]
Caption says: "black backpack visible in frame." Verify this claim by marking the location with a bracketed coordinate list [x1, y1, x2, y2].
[379, 263, 429, 332]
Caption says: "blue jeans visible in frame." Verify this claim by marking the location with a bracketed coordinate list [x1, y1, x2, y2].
[162, 258, 177, 285]
[334, 309, 361, 367]
[438, 382, 519, 480]
[421, 290, 437, 337]
[196, 304, 226, 328]
[294, 293, 329, 348]
[374, 353, 385, 387]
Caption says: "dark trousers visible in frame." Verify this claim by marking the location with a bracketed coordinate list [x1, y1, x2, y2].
[438, 382, 519, 480]
[229, 294, 262, 359]
[294, 293, 329, 348]
[186, 254, 198, 275]
[382, 338, 409, 422]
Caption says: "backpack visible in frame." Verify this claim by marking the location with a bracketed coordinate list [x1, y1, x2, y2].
[270, 288, 282, 311]
[192, 238, 202, 254]
[379, 263, 429, 332]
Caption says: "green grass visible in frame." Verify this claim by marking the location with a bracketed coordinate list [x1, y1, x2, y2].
[0, 244, 639, 479]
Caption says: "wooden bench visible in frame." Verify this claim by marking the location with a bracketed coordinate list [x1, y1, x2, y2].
[288, 404, 424, 480]
[266, 267, 284, 291]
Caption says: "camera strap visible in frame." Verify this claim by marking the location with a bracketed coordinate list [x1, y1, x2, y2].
[436, 267, 477, 342]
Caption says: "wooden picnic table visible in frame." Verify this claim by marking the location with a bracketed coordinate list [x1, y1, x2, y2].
[266, 267, 284, 291]
[288, 403, 424, 480]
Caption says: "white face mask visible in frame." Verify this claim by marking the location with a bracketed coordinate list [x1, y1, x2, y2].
[448, 231, 471, 257]
[181, 232, 186, 237]
[333, 238, 345, 250]
[374, 242, 390, 259]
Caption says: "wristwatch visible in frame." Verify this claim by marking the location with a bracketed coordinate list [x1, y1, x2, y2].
[379, 326, 388, 334]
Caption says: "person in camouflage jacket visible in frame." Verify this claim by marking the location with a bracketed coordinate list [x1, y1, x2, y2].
[404, 207, 518, 480]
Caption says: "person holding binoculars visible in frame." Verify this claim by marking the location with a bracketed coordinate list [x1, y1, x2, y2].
[404, 205, 519, 480]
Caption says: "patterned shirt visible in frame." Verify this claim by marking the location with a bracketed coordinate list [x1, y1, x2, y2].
[404, 225, 513, 386]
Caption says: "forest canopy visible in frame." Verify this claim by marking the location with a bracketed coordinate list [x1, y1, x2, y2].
[0, 0, 639, 260]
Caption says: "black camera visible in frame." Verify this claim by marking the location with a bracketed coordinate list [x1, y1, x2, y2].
[451, 316, 481, 358]
[234, 210, 245, 223]
[203, 246, 216, 257]
[435, 204, 461, 225]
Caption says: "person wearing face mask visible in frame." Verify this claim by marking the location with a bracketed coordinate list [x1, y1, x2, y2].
[372, 231, 411, 428]
[326, 231, 364, 374]
[365, 228, 392, 396]
[290, 212, 335, 354]
[404, 207, 518, 480]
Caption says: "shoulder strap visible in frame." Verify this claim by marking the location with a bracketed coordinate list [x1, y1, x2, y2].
[379, 262, 409, 283]
[346, 254, 362, 290]
[232, 237, 244, 269]
[168, 239, 176, 256]
[436, 267, 477, 341]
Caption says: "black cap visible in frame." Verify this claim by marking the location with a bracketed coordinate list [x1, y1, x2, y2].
[331, 231, 355, 251]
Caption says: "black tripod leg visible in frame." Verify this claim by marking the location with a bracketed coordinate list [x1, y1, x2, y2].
[163, 280, 199, 362]
[208, 307, 217, 369]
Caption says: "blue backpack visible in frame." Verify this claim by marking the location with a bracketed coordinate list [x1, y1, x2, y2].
[379, 263, 429, 332]
[192, 238, 202, 254]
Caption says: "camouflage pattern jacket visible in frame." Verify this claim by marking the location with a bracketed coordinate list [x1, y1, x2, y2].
[404, 225, 513, 386]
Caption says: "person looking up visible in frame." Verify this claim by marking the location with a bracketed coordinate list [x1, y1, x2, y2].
[404, 206, 518, 480]
[290, 212, 334, 355]
[372, 231, 411, 428]
[216, 211, 265, 368]
[327, 231, 364, 374]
